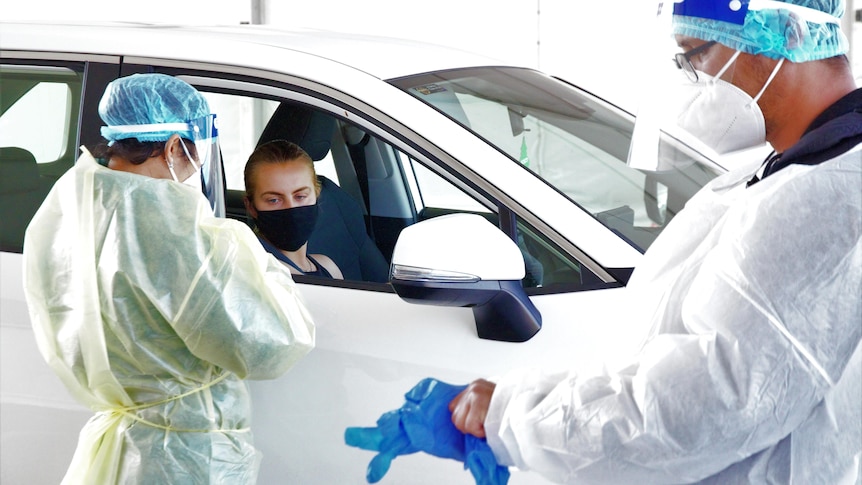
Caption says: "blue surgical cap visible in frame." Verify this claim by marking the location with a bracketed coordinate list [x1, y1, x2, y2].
[99, 73, 211, 143]
[672, 0, 848, 62]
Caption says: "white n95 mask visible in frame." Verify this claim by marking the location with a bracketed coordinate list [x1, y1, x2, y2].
[673, 75, 765, 154]
[672, 51, 784, 154]
[183, 170, 204, 189]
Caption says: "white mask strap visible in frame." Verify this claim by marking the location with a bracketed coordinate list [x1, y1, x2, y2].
[751, 57, 785, 104]
[166, 158, 179, 182]
[713, 50, 742, 82]
[178, 138, 201, 171]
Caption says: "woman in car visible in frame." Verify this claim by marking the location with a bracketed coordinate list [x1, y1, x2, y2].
[244, 139, 344, 279]
[23, 73, 315, 485]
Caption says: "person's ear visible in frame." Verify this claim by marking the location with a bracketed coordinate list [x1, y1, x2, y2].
[163, 134, 184, 165]
[244, 196, 257, 218]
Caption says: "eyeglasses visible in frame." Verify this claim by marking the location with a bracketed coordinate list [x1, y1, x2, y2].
[673, 41, 717, 82]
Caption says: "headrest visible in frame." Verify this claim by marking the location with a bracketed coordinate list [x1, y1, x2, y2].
[257, 102, 336, 161]
[0, 147, 40, 192]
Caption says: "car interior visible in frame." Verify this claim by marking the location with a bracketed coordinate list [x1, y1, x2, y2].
[237, 101, 390, 283]
[214, 94, 607, 292]
[220, 97, 508, 286]
[0, 63, 83, 253]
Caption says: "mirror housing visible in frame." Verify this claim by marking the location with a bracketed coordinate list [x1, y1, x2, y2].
[389, 214, 541, 342]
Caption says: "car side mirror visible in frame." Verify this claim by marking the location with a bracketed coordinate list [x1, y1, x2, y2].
[389, 213, 542, 342]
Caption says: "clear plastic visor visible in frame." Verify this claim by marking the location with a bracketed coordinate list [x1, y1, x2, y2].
[629, 0, 844, 172]
[627, 2, 714, 171]
[103, 114, 225, 216]
[190, 115, 225, 217]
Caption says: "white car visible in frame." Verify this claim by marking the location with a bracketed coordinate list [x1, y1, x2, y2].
[1, 21, 733, 484]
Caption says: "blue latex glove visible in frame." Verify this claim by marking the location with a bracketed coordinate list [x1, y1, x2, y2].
[345, 378, 510, 485]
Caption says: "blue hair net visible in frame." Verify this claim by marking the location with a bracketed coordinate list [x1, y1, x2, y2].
[99, 73, 211, 143]
[672, 0, 848, 62]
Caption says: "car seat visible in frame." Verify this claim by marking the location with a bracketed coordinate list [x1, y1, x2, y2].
[0, 147, 53, 252]
[256, 102, 390, 282]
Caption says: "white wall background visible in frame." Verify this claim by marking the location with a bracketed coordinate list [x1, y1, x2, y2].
[2, 0, 859, 111]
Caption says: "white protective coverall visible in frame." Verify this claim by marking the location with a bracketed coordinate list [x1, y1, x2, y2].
[485, 149, 862, 484]
[23, 148, 315, 484]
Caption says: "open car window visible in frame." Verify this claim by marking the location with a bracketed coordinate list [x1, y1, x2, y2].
[199, 85, 605, 290]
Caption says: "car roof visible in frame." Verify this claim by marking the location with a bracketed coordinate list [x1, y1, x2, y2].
[0, 21, 515, 80]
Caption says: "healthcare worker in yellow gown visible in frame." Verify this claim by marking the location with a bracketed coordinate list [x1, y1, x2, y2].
[23, 73, 315, 484]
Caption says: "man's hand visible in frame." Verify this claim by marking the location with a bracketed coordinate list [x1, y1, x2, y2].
[449, 379, 496, 438]
[345, 378, 509, 485]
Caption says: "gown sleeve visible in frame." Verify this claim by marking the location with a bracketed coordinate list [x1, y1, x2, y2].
[484, 159, 862, 484]
[142, 189, 315, 380]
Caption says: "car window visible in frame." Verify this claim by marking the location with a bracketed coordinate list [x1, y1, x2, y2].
[197, 89, 390, 283]
[0, 62, 84, 252]
[194, 82, 604, 290]
[390, 67, 723, 252]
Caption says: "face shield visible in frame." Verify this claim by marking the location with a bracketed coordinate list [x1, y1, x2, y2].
[101, 114, 226, 217]
[627, 0, 846, 171]
[189, 114, 226, 218]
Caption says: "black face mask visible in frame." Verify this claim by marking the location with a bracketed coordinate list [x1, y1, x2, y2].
[254, 204, 319, 252]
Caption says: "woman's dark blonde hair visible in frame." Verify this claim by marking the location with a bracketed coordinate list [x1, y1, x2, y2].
[244, 140, 321, 199]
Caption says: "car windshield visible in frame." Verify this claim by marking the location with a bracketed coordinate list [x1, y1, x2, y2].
[390, 67, 721, 252]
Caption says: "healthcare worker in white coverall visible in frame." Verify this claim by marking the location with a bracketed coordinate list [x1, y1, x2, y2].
[23, 73, 315, 484]
[449, 0, 862, 483]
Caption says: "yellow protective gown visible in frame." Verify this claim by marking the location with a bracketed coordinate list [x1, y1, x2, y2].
[23, 148, 315, 485]
[485, 149, 862, 484]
